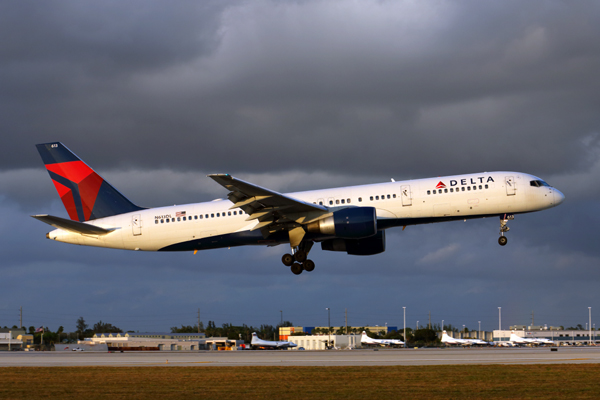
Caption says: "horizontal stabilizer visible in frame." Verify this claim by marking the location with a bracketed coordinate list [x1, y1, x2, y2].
[31, 214, 116, 235]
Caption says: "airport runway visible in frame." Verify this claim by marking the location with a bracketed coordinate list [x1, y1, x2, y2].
[2, 347, 600, 367]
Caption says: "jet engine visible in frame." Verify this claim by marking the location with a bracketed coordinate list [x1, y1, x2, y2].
[321, 230, 386, 255]
[306, 207, 377, 239]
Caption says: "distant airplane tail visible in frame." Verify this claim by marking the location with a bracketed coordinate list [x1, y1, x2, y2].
[36, 142, 143, 222]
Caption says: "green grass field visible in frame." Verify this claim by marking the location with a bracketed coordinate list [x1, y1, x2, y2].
[2, 365, 599, 399]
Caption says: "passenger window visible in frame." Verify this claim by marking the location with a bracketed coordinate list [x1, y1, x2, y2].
[228, 211, 231, 216]
[450, 188, 453, 193]
[427, 190, 431, 195]
[485, 184, 489, 189]
[393, 194, 396, 198]
[479, 185, 482, 190]
[467, 187, 471, 191]
[171, 218, 175, 222]
[166, 219, 170, 223]
[319, 201, 323, 205]
[370, 196, 373, 201]
[387, 194, 390, 199]
[473, 186, 476, 190]
[341, 199, 345, 204]
[347, 198, 351, 203]
[336, 199, 340, 205]
[358, 197, 362, 202]
[461, 187, 465, 192]
[161, 219, 164, 223]
[433, 190, 436, 194]
[183, 217, 187, 221]
[444, 189, 448, 193]
[233, 211, 237, 215]
[329, 200, 333, 205]
[211, 214, 214, 218]
[155, 220, 158, 224]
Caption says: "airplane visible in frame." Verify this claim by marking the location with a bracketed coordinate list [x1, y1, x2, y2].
[509, 331, 554, 346]
[360, 331, 404, 346]
[32, 142, 565, 275]
[250, 332, 297, 349]
[440, 330, 488, 346]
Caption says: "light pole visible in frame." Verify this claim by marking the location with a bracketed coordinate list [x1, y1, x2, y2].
[589, 307, 592, 345]
[442, 320, 444, 332]
[463, 324, 465, 338]
[403, 307, 406, 348]
[478, 321, 481, 340]
[498, 307, 502, 331]
[416, 321, 419, 331]
[326, 308, 330, 349]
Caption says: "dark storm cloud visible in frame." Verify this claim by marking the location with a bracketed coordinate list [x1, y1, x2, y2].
[1, 1, 599, 332]
[3, 0, 600, 177]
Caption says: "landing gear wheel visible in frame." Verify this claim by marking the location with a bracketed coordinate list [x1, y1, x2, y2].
[282, 253, 294, 266]
[303, 259, 315, 272]
[498, 236, 508, 246]
[291, 263, 303, 275]
[294, 250, 307, 263]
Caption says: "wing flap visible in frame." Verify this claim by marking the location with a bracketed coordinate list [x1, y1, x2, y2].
[32, 214, 116, 235]
[208, 174, 328, 236]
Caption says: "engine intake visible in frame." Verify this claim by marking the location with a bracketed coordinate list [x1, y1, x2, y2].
[307, 207, 377, 239]
[321, 230, 386, 255]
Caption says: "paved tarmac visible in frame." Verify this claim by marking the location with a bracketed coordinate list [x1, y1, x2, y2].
[2, 347, 600, 367]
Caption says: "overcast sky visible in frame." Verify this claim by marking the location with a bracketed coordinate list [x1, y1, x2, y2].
[1, 0, 599, 334]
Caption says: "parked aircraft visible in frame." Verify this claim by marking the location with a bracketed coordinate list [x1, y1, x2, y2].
[441, 330, 488, 346]
[360, 331, 404, 346]
[509, 331, 554, 345]
[33, 142, 565, 274]
[250, 332, 297, 349]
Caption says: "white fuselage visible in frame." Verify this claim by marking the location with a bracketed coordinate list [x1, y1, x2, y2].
[361, 333, 404, 346]
[46, 171, 564, 252]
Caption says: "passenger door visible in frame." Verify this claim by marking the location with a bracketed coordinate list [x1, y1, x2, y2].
[505, 176, 516, 196]
[401, 185, 412, 206]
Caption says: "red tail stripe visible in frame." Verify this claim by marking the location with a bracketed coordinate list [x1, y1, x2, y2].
[45, 161, 93, 184]
[78, 173, 104, 221]
[53, 181, 79, 221]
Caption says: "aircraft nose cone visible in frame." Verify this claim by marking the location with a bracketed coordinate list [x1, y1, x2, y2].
[554, 189, 565, 205]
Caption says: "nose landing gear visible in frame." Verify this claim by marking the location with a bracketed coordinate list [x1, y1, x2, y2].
[498, 214, 514, 246]
[282, 241, 315, 274]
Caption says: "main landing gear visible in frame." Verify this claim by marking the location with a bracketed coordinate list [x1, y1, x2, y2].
[498, 214, 514, 246]
[282, 241, 315, 275]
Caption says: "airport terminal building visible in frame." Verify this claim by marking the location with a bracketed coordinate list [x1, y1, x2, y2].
[88, 332, 242, 351]
[494, 326, 600, 345]
[279, 326, 398, 341]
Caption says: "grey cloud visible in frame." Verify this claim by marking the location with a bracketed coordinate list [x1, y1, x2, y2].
[1, 0, 599, 332]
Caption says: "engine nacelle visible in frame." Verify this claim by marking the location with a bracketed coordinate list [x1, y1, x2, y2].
[307, 207, 377, 239]
[321, 230, 386, 256]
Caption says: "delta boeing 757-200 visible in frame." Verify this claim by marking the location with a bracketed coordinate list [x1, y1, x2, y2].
[33, 142, 565, 275]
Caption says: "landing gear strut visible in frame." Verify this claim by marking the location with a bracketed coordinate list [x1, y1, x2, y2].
[498, 214, 514, 246]
[282, 241, 315, 274]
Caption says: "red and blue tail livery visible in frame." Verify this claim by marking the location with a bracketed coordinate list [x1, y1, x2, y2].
[33, 142, 564, 275]
[36, 142, 143, 222]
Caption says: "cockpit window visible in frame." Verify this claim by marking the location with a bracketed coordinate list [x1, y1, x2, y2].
[530, 180, 551, 187]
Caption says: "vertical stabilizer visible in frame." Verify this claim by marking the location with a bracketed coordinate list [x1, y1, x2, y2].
[36, 142, 143, 221]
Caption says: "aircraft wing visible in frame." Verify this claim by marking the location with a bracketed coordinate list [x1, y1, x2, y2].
[208, 174, 328, 241]
[32, 214, 116, 235]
